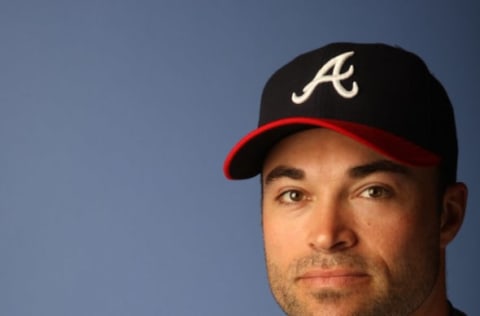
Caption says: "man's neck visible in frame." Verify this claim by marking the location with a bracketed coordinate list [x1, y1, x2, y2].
[411, 255, 449, 316]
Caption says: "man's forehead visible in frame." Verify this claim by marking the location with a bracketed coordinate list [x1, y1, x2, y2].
[262, 159, 411, 185]
[260, 128, 439, 186]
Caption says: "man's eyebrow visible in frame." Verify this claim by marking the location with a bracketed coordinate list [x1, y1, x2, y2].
[349, 159, 410, 178]
[264, 165, 305, 185]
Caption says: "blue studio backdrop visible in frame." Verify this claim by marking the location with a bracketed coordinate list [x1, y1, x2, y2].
[0, 1, 478, 315]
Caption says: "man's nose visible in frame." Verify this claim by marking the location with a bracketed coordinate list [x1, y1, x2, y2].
[307, 198, 358, 253]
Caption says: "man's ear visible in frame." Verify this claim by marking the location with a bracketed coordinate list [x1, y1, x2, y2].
[439, 182, 468, 248]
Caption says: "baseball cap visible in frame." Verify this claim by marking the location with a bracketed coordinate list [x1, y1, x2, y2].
[223, 42, 458, 181]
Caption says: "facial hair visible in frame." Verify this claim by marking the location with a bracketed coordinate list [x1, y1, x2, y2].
[266, 249, 440, 316]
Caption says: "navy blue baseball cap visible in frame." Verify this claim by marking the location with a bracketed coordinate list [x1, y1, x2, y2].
[224, 43, 458, 181]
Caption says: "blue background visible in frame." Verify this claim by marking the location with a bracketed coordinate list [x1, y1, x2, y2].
[0, 1, 478, 315]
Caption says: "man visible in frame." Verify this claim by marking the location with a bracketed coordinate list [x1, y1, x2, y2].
[223, 43, 468, 315]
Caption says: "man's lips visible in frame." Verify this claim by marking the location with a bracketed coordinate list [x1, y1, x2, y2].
[295, 269, 370, 287]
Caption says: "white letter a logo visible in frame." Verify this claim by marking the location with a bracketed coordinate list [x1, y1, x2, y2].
[291, 51, 359, 104]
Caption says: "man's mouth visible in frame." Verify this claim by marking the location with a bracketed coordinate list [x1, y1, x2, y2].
[296, 268, 370, 288]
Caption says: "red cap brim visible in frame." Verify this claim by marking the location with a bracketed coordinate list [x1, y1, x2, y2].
[223, 117, 440, 180]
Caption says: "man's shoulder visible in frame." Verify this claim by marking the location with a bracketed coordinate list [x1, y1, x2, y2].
[450, 302, 467, 316]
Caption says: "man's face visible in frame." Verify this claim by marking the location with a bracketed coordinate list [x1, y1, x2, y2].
[261, 128, 444, 316]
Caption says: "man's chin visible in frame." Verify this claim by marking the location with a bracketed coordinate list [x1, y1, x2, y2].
[311, 288, 349, 302]
[277, 289, 386, 316]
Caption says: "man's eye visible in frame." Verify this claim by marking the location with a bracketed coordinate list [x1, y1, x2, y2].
[278, 190, 305, 203]
[360, 186, 392, 199]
